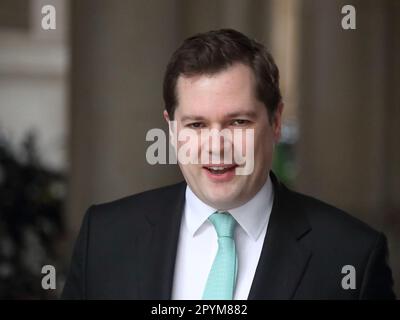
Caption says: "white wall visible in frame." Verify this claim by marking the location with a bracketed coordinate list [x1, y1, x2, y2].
[0, 0, 68, 170]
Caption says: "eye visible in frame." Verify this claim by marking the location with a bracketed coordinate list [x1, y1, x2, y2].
[231, 119, 250, 126]
[186, 122, 204, 129]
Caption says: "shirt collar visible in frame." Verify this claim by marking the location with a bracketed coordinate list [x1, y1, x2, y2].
[184, 176, 274, 241]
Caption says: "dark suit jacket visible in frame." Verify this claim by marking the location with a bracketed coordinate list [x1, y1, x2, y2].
[62, 172, 395, 299]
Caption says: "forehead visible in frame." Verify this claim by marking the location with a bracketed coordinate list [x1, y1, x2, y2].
[175, 63, 260, 116]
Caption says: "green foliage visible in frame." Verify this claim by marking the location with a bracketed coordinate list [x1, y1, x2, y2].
[0, 132, 66, 299]
[272, 142, 296, 187]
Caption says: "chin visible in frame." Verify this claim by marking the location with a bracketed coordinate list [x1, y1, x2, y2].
[204, 188, 241, 209]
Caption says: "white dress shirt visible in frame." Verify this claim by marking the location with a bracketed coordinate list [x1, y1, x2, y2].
[171, 176, 274, 300]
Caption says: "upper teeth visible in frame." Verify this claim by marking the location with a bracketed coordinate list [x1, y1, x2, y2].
[209, 167, 227, 170]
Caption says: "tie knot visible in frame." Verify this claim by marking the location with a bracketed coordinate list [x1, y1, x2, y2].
[208, 211, 236, 238]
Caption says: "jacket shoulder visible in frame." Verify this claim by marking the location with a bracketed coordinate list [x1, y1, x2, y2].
[287, 188, 381, 243]
[86, 181, 186, 226]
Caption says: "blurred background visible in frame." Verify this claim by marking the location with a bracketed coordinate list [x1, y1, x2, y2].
[0, 0, 399, 299]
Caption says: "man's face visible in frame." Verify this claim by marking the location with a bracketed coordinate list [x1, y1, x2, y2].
[164, 63, 282, 210]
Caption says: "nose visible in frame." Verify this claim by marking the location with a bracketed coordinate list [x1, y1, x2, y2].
[200, 127, 233, 164]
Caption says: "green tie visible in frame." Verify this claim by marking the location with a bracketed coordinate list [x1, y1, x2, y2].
[202, 211, 238, 300]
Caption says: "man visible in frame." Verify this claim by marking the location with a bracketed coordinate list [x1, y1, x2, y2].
[62, 29, 395, 299]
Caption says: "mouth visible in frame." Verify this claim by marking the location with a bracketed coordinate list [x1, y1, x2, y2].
[202, 164, 238, 182]
[203, 164, 237, 174]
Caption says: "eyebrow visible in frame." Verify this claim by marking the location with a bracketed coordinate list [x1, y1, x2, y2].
[180, 115, 206, 122]
[180, 111, 258, 122]
[224, 111, 258, 119]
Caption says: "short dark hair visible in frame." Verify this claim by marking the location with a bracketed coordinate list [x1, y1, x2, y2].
[163, 29, 282, 122]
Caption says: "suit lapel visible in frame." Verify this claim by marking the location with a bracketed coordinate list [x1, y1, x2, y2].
[136, 173, 312, 300]
[248, 173, 312, 299]
[137, 182, 186, 299]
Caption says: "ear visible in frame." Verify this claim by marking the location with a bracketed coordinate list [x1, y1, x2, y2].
[164, 110, 177, 148]
[163, 110, 170, 123]
[272, 102, 284, 143]
[164, 109, 173, 135]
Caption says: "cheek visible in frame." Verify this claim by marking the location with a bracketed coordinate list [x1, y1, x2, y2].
[176, 129, 202, 163]
[232, 129, 253, 156]
[239, 126, 273, 153]
[255, 127, 275, 159]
